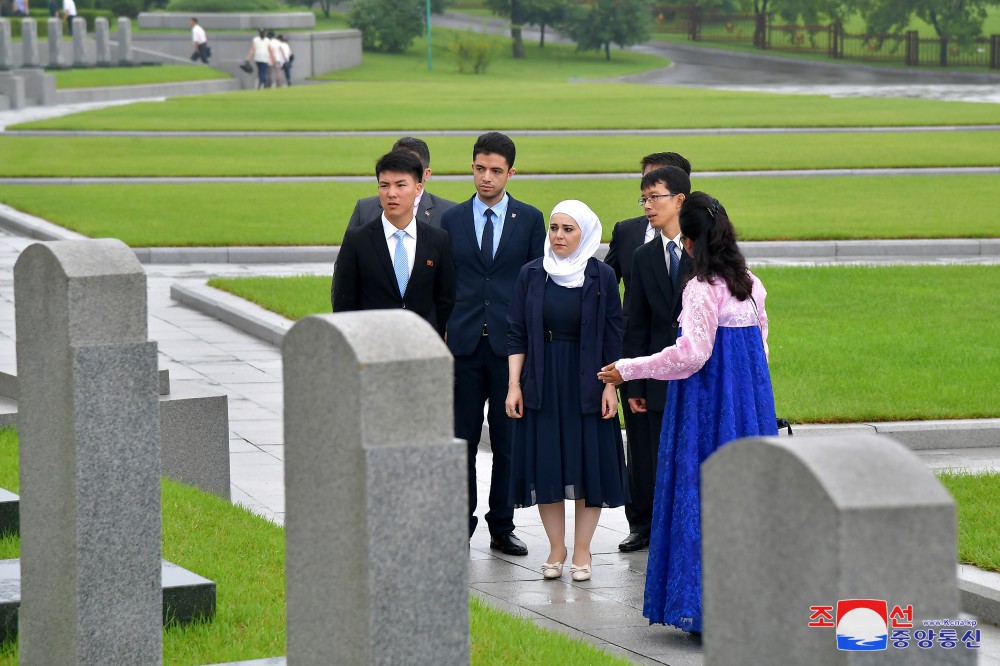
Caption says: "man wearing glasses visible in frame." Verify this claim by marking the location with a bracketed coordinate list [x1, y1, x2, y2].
[615, 164, 691, 552]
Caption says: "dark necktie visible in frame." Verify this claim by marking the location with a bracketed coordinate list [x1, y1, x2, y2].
[481, 208, 495, 267]
[667, 240, 680, 288]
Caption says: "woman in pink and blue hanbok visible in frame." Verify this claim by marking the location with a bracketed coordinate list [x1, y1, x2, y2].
[599, 192, 778, 633]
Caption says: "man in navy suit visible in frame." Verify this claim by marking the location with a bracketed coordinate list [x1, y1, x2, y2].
[332, 149, 456, 337]
[347, 137, 457, 230]
[605, 153, 693, 553]
[442, 132, 545, 555]
[616, 165, 693, 553]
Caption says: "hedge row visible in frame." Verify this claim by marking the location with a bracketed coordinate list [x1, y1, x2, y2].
[7, 9, 115, 37]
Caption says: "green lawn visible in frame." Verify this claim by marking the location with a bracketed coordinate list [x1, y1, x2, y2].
[209, 265, 1000, 424]
[1, 174, 997, 246]
[0, 428, 631, 665]
[16, 80, 1000, 131]
[52, 65, 231, 89]
[3, 131, 999, 177]
[939, 472, 1000, 573]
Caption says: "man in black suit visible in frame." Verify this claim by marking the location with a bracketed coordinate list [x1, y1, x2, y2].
[615, 164, 692, 552]
[347, 136, 457, 230]
[332, 149, 456, 337]
[442, 132, 545, 555]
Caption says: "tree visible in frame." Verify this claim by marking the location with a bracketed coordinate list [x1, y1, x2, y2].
[348, 0, 425, 53]
[485, 0, 527, 58]
[523, 0, 575, 47]
[562, 0, 653, 61]
[856, 0, 999, 63]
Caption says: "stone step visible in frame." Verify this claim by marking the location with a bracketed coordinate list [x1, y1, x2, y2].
[0, 558, 216, 642]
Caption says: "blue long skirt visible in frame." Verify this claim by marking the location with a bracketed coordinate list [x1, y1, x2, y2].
[643, 325, 778, 632]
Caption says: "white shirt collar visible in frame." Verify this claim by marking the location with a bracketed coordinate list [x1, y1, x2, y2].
[381, 214, 417, 240]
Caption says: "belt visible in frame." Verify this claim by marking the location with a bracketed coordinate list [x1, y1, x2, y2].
[544, 331, 579, 342]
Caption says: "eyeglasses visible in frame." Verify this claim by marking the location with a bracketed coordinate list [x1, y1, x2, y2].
[638, 193, 679, 206]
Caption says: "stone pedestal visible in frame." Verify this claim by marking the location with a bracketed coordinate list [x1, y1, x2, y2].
[283, 311, 469, 665]
[94, 17, 110, 65]
[14, 239, 162, 666]
[117, 17, 132, 64]
[20, 18, 39, 68]
[47, 18, 64, 68]
[72, 18, 87, 67]
[702, 434, 974, 666]
[0, 20, 11, 70]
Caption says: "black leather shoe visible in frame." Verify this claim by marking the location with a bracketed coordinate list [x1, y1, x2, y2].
[490, 532, 528, 556]
[618, 532, 649, 552]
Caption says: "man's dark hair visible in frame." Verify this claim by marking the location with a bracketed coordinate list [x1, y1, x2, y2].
[375, 149, 424, 183]
[641, 152, 691, 176]
[191, 17, 198, 24]
[472, 132, 516, 169]
[266, 30, 275, 38]
[641, 165, 691, 196]
[393, 136, 431, 171]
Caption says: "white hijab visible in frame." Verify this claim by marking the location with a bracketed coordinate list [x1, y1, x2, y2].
[542, 199, 602, 289]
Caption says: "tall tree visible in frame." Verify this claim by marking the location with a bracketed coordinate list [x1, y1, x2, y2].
[563, 0, 654, 61]
[522, 0, 575, 47]
[485, 0, 527, 58]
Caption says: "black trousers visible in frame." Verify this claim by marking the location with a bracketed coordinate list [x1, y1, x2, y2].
[194, 43, 209, 64]
[622, 390, 664, 537]
[455, 335, 514, 538]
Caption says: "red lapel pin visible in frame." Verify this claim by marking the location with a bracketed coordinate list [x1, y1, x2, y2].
[426, 260, 434, 266]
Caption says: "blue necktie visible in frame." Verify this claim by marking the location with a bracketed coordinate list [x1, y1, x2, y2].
[393, 229, 409, 296]
[481, 208, 495, 267]
[667, 240, 680, 288]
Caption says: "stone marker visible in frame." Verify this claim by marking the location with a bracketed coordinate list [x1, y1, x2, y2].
[47, 18, 64, 68]
[283, 311, 469, 665]
[72, 18, 87, 67]
[15, 239, 162, 666]
[0, 20, 11, 70]
[21, 18, 39, 68]
[94, 17, 110, 65]
[117, 17, 133, 64]
[702, 434, 974, 665]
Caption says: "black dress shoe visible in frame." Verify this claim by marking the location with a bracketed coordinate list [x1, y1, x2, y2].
[489, 532, 528, 556]
[618, 532, 649, 552]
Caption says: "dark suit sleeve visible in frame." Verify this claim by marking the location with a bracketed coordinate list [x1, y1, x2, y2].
[623, 250, 649, 400]
[604, 222, 622, 282]
[528, 209, 545, 261]
[507, 265, 530, 355]
[433, 232, 456, 337]
[602, 268, 623, 365]
[332, 230, 361, 312]
[347, 199, 363, 230]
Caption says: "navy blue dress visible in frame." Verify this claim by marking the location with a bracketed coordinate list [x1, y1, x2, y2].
[509, 280, 629, 509]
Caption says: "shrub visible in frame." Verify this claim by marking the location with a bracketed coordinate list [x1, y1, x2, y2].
[95, 0, 143, 18]
[348, 0, 424, 53]
[450, 27, 505, 74]
[163, 0, 280, 12]
[8, 10, 111, 36]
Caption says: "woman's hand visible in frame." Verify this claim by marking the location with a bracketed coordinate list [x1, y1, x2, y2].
[598, 361, 624, 385]
[601, 383, 619, 419]
[505, 384, 524, 419]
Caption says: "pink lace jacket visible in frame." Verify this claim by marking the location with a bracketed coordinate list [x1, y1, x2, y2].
[617, 271, 769, 382]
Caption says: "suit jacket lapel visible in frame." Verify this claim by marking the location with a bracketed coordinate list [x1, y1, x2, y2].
[671, 252, 691, 311]
[417, 192, 433, 223]
[650, 241, 675, 306]
[369, 222, 401, 298]
[492, 198, 519, 263]
[411, 224, 431, 284]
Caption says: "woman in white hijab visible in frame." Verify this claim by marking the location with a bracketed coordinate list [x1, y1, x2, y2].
[505, 200, 629, 582]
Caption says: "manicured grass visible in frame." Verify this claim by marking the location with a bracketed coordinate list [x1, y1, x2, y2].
[3, 131, 1000, 177]
[2, 174, 998, 246]
[52, 65, 232, 89]
[0, 427, 632, 664]
[15, 79, 1000, 131]
[209, 265, 1000, 424]
[939, 472, 1000, 573]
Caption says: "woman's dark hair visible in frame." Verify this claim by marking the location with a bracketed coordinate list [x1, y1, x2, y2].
[679, 192, 752, 301]
[258, 29, 265, 38]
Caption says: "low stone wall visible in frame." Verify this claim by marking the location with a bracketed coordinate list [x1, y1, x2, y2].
[133, 30, 361, 86]
[137, 12, 316, 30]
